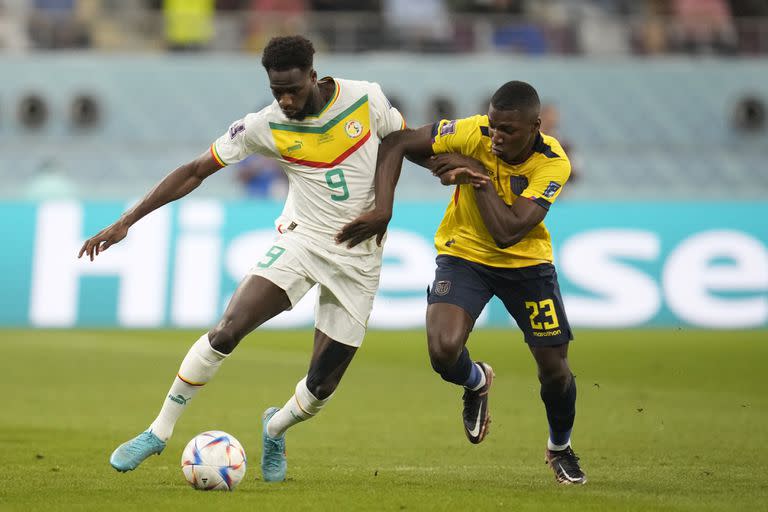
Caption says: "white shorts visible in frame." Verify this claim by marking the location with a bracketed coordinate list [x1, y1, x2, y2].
[249, 230, 383, 347]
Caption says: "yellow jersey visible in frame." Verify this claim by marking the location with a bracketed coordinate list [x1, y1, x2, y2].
[431, 115, 571, 268]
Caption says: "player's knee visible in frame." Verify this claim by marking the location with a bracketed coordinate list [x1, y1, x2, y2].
[208, 320, 242, 354]
[540, 370, 572, 395]
[428, 337, 463, 372]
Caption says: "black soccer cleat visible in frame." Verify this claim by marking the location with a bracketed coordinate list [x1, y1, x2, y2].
[462, 361, 495, 444]
[545, 446, 587, 485]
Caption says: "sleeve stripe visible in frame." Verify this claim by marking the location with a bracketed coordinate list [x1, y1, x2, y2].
[526, 195, 551, 210]
[210, 143, 226, 167]
[430, 122, 440, 142]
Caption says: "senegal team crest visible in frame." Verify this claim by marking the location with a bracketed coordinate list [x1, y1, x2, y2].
[344, 119, 363, 138]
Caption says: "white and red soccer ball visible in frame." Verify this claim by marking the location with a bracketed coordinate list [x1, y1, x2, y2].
[181, 430, 247, 491]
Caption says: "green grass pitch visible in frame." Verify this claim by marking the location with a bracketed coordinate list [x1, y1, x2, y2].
[2, 328, 767, 511]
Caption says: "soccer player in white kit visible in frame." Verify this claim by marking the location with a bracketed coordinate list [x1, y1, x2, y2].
[78, 36, 405, 482]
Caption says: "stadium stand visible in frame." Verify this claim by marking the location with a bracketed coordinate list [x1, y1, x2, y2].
[1, 54, 765, 200]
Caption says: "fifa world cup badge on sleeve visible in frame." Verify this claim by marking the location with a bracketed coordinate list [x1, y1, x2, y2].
[543, 181, 562, 198]
[229, 121, 245, 140]
[439, 120, 457, 136]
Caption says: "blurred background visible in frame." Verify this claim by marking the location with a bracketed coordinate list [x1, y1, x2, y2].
[1, 0, 766, 329]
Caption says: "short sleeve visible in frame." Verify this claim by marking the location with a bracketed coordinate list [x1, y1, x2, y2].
[520, 160, 571, 210]
[431, 117, 478, 155]
[211, 111, 272, 166]
[368, 82, 405, 140]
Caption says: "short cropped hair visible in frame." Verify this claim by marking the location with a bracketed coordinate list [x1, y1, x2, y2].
[491, 81, 540, 113]
[261, 35, 315, 72]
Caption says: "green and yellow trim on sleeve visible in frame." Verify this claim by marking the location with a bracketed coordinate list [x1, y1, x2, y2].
[210, 143, 226, 167]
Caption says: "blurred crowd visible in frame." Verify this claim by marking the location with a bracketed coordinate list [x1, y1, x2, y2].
[2, 0, 768, 55]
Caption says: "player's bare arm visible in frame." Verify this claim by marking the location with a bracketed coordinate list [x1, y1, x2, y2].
[403, 128, 490, 186]
[78, 151, 223, 261]
[473, 184, 548, 249]
[337, 126, 489, 247]
[336, 125, 432, 248]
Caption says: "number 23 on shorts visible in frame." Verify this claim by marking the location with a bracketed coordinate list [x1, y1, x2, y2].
[525, 299, 560, 330]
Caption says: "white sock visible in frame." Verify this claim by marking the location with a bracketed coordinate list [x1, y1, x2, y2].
[149, 334, 227, 441]
[548, 438, 571, 451]
[266, 377, 332, 438]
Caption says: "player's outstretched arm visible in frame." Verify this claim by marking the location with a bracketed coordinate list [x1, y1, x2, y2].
[473, 184, 548, 249]
[336, 126, 433, 248]
[401, 125, 490, 187]
[373, 125, 434, 219]
[78, 150, 223, 261]
[429, 153, 491, 187]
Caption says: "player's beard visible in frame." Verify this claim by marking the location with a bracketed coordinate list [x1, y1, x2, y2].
[285, 105, 310, 121]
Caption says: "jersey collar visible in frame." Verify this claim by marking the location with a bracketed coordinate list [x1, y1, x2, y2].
[304, 77, 339, 119]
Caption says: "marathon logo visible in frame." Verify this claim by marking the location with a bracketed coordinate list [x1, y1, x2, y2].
[532, 329, 562, 337]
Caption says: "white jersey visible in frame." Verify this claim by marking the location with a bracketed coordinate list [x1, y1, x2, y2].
[211, 77, 405, 255]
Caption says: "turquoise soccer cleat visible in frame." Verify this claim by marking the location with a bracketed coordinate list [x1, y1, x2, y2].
[109, 430, 166, 472]
[261, 407, 287, 482]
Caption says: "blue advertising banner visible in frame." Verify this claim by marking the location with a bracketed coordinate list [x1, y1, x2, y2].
[2, 200, 766, 329]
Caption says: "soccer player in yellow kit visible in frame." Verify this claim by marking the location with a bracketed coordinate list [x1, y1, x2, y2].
[338, 81, 586, 485]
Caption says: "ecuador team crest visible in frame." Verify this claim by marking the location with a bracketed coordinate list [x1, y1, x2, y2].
[434, 280, 451, 296]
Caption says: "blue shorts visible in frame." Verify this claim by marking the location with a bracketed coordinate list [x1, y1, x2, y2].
[427, 255, 573, 346]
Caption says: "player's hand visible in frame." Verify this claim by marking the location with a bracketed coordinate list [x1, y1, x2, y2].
[430, 154, 490, 187]
[335, 209, 391, 248]
[434, 167, 491, 187]
[78, 220, 130, 261]
[430, 154, 488, 176]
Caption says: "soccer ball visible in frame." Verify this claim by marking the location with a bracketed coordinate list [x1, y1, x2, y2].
[180, 430, 247, 491]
